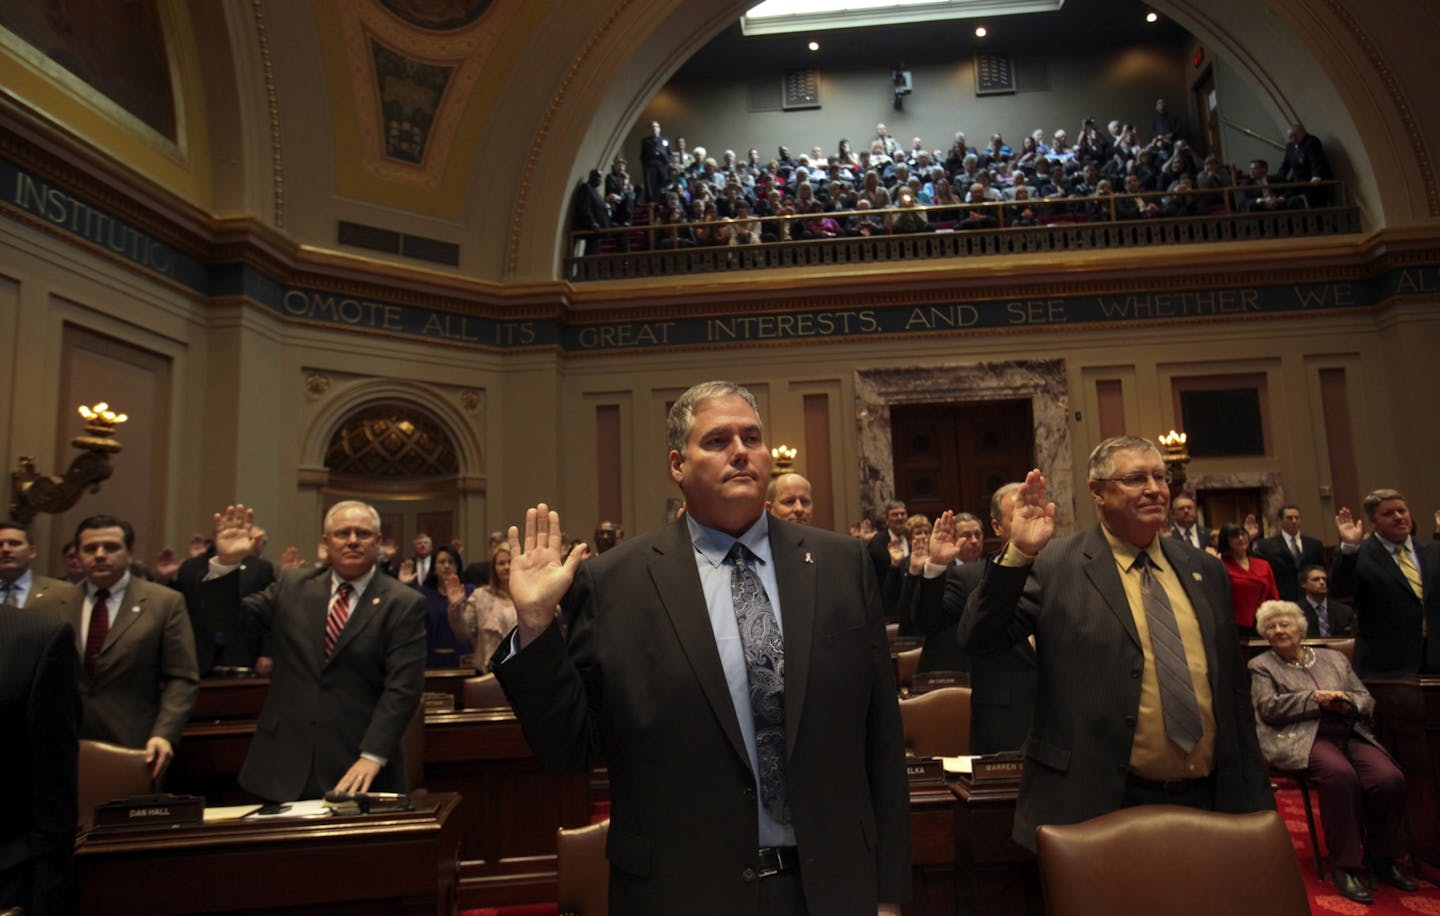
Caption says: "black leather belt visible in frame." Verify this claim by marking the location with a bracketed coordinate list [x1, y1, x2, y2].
[755, 846, 800, 878]
[1126, 773, 1214, 794]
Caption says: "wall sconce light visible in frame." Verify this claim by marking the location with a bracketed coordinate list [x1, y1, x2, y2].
[1157, 429, 1190, 494]
[10, 402, 128, 525]
[771, 444, 798, 474]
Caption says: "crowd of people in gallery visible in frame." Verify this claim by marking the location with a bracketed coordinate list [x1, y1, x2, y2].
[4, 418, 1434, 911]
[572, 101, 1336, 253]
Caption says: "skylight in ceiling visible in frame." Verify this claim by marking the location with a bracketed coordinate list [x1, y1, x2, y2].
[742, 0, 1065, 35]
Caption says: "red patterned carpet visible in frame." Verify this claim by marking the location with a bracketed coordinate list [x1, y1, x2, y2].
[1274, 780, 1440, 915]
[464, 788, 1437, 916]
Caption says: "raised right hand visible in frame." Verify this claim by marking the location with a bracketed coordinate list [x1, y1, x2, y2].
[1010, 468, 1056, 556]
[510, 504, 588, 647]
[212, 505, 255, 565]
[927, 510, 960, 567]
[1335, 507, 1364, 545]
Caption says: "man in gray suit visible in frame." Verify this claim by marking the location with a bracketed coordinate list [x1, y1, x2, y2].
[959, 436, 1272, 850]
[0, 521, 71, 610]
[55, 516, 199, 781]
[207, 501, 425, 800]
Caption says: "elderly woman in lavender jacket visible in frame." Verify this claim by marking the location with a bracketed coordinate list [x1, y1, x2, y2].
[1249, 599, 1415, 904]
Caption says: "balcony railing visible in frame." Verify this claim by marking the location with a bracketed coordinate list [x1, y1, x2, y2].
[565, 180, 1358, 282]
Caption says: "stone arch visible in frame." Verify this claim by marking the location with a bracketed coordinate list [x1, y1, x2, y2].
[300, 379, 485, 480]
[503, 0, 1431, 281]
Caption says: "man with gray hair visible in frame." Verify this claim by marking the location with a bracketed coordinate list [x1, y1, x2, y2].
[493, 380, 910, 915]
[1332, 488, 1440, 677]
[205, 500, 425, 801]
[959, 436, 1271, 849]
[765, 472, 814, 526]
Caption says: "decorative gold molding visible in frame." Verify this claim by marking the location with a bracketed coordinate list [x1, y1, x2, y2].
[506, 0, 636, 276]
[1321, 0, 1438, 217]
[251, 0, 285, 227]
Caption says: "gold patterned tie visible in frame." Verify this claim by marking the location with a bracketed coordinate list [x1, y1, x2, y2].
[1396, 547, 1423, 600]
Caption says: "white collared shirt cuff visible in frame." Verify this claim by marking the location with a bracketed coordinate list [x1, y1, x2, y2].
[1338, 542, 1359, 554]
[204, 557, 241, 581]
[923, 562, 948, 579]
[360, 752, 387, 766]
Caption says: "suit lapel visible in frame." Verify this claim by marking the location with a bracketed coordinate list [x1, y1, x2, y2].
[1081, 527, 1140, 649]
[647, 522, 751, 769]
[101, 579, 146, 658]
[299, 571, 334, 673]
[1365, 536, 1415, 597]
[769, 521, 814, 761]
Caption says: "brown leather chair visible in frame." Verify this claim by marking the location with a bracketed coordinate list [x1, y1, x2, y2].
[462, 673, 511, 709]
[557, 818, 610, 916]
[895, 646, 923, 696]
[77, 739, 152, 828]
[898, 686, 971, 757]
[1330, 638, 1354, 662]
[1036, 804, 1309, 916]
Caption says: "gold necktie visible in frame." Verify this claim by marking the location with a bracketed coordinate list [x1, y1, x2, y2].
[1396, 547, 1423, 600]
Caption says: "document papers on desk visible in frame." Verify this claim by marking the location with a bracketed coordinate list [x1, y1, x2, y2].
[246, 799, 336, 819]
[942, 756, 976, 775]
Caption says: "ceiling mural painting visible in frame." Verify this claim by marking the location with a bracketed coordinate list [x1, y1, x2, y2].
[340, 0, 519, 190]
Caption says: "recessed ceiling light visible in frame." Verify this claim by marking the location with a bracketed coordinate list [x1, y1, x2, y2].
[808, 40, 820, 50]
[975, 25, 988, 37]
[1146, 11, 1158, 22]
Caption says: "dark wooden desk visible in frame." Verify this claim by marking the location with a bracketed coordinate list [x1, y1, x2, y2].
[1367, 676, 1440, 869]
[170, 704, 590, 910]
[907, 781, 960, 916]
[951, 776, 1041, 916]
[75, 791, 461, 916]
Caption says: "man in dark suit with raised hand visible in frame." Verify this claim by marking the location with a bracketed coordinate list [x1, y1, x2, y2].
[1331, 488, 1440, 677]
[959, 436, 1271, 851]
[0, 608, 77, 916]
[495, 380, 910, 916]
[1251, 504, 1325, 603]
[207, 500, 425, 800]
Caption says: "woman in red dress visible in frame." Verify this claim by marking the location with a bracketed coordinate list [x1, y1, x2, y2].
[1219, 522, 1279, 638]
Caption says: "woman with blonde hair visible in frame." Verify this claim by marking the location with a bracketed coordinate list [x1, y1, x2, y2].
[450, 543, 516, 672]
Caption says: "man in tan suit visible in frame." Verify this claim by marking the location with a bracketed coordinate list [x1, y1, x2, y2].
[0, 520, 71, 611]
[48, 515, 199, 780]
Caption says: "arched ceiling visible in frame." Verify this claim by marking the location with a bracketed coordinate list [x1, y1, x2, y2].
[1, 0, 1436, 287]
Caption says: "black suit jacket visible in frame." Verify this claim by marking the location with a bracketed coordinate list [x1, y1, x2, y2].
[1250, 533, 1324, 603]
[202, 565, 426, 800]
[1331, 535, 1440, 677]
[917, 560, 1037, 753]
[0, 611, 77, 916]
[176, 551, 276, 674]
[958, 526, 1272, 850]
[1299, 597, 1355, 638]
[495, 516, 910, 915]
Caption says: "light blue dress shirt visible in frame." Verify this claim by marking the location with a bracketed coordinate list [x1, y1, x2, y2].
[686, 512, 796, 848]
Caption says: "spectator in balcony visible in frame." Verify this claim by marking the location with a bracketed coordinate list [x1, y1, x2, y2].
[777, 145, 795, 169]
[859, 169, 892, 211]
[747, 148, 762, 170]
[1067, 163, 1102, 198]
[890, 161, 911, 192]
[1031, 158, 1062, 198]
[1116, 174, 1159, 220]
[604, 156, 635, 223]
[1241, 159, 1306, 211]
[944, 132, 970, 175]
[1031, 128, 1051, 156]
[1280, 123, 1332, 206]
[685, 146, 707, 179]
[959, 185, 999, 230]
[907, 137, 926, 166]
[729, 200, 762, 246]
[1164, 174, 1202, 217]
[1151, 97, 1181, 142]
[845, 199, 887, 238]
[1193, 156, 1233, 208]
[978, 133, 1013, 169]
[808, 145, 829, 169]
[640, 120, 670, 204]
[875, 121, 900, 158]
[802, 200, 842, 239]
[1050, 129, 1075, 165]
[1008, 185, 1040, 227]
[835, 138, 859, 171]
[674, 137, 694, 171]
[655, 195, 695, 249]
[930, 177, 961, 218]
[794, 179, 818, 213]
[890, 188, 930, 234]
[869, 140, 893, 175]
[1086, 179, 1118, 222]
[572, 169, 609, 256]
[1133, 148, 1162, 190]
[1015, 134, 1041, 170]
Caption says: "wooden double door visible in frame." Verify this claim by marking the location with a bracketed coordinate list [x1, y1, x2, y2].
[891, 400, 1035, 545]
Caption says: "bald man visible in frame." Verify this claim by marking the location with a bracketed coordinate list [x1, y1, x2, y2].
[766, 473, 815, 525]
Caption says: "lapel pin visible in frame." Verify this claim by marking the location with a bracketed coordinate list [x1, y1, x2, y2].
[803, 552, 813, 564]
[1192, 572, 1203, 582]
[130, 605, 141, 613]
[372, 597, 380, 605]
